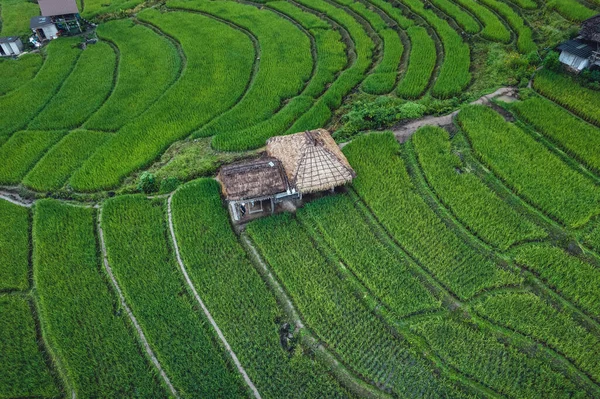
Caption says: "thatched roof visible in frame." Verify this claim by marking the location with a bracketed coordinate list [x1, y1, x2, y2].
[581, 15, 600, 43]
[217, 157, 289, 201]
[266, 129, 356, 194]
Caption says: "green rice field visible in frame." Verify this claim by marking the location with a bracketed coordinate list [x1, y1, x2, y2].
[1, 0, 600, 396]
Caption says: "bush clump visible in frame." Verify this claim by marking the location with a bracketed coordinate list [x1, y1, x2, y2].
[137, 172, 158, 194]
[335, 97, 426, 141]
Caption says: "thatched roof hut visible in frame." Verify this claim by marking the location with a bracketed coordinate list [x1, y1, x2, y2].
[217, 157, 290, 201]
[266, 129, 356, 194]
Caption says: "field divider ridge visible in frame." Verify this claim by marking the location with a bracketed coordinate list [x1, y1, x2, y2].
[295, 213, 505, 398]
[96, 205, 179, 398]
[240, 233, 394, 399]
[166, 194, 261, 399]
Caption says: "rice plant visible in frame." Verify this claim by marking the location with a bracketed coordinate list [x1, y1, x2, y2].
[0, 199, 29, 291]
[397, 0, 471, 98]
[512, 244, 600, 319]
[298, 194, 441, 317]
[23, 130, 110, 192]
[547, 0, 596, 22]
[0, 131, 66, 185]
[396, 26, 436, 98]
[457, 105, 600, 228]
[33, 199, 169, 397]
[412, 125, 546, 249]
[343, 132, 521, 299]
[512, 96, 600, 174]
[430, 0, 480, 34]
[477, 0, 537, 53]
[176, 0, 313, 138]
[171, 179, 352, 398]
[29, 42, 116, 130]
[247, 212, 476, 398]
[412, 316, 581, 398]
[102, 195, 247, 398]
[533, 69, 600, 127]
[0, 53, 43, 95]
[472, 290, 600, 383]
[0, 296, 59, 398]
[452, 0, 511, 43]
[70, 9, 254, 191]
[84, 19, 181, 132]
[0, 38, 81, 140]
[0, 0, 40, 36]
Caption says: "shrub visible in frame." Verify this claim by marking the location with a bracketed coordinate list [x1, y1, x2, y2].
[159, 176, 180, 193]
[137, 172, 158, 194]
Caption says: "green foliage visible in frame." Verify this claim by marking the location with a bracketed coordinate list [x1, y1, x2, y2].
[398, 0, 471, 98]
[513, 244, 600, 318]
[533, 69, 600, 127]
[452, 0, 511, 43]
[137, 171, 158, 194]
[457, 105, 600, 228]
[505, 0, 537, 9]
[412, 316, 580, 398]
[102, 195, 246, 397]
[343, 132, 521, 299]
[23, 130, 110, 192]
[477, 0, 537, 53]
[158, 176, 180, 193]
[472, 291, 600, 383]
[412, 125, 546, 249]
[542, 51, 561, 72]
[171, 179, 351, 398]
[85, 20, 181, 131]
[180, 0, 312, 138]
[284, 0, 375, 132]
[0, 54, 43, 95]
[0, 131, 66, 185]
[298, 194, 441, 317]
[33, 199, 168, 397]
[512, 96, 600, 174]
[211, 1, 347, 150]
[430, 0, 480, 34]
[0, 200, 29, 291]
[362, 29, 403, 94]
[29, 42, 116, 130]
[546, 0, 596, 22]
[247, 213, 471, 397]
[81, 0, 144, 18]
[397, 26, 436, 99]
[70, 10, 254, 191]
[0, 295, 59, 398]
[0, 0, 39, 36]
[335, 97, 425, 140]
[0, 38, 81, 140]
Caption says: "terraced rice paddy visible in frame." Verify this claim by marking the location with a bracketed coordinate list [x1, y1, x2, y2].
[2, 0, 600, 395]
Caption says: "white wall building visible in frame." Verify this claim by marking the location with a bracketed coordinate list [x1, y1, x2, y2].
[0, 37, 24, 57]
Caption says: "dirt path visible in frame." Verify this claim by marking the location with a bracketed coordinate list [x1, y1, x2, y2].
[393, 87, 517, 142]
[0, 190, 33, 207]
[96, 206, 179, 399]
[166, 195, 262, 399]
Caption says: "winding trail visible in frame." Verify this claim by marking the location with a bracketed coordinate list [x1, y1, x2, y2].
[393, 86, 515, 141]
[96, 206, 179, 399]
[166, 194, 262, 399]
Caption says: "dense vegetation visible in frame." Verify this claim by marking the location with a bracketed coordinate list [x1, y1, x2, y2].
[33, 199, 168, 397]
[2, 0, 600, 395]
[0, 199, 29, 291]
[102, 195, 246, 398]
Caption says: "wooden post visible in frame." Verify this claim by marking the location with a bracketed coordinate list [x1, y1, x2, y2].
[270, 198, 274, 215]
